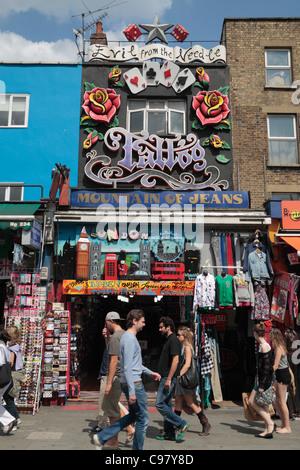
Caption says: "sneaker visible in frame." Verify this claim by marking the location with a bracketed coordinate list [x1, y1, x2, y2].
[156, 432, 176, 441]
[175, 422, 190, 441]
[92, 434, 103, 449]
[90, 425, 103, 433]
[16, 419, 22, 427]
[2, 422, 14, 434]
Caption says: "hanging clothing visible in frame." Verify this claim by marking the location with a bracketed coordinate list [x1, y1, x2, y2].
[215, 274, 235, 308]
[234, 272, 254, 307]
[251, 281, 271, 320]
[245, 249, 273, 284]
[243, 241, 268, 272]
[193, 273, 215, 310]
[200, 333, 214, 376]
[226, 234, 234, 275]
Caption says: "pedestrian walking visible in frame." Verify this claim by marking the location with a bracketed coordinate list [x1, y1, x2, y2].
[155, 316, 189, 441]
[91, 326, 135, 442]
[4, 326, 24, 431]
[101, 311, 125, 448]
[93, 309, 161, 450]
[248, 321, 275, 438]
[0, 328, 15, 434]
[174, 326, 212, 436]
[269, 327, 292, 434]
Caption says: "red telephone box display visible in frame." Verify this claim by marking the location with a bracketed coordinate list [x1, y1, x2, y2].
[105, 254, 118, 280]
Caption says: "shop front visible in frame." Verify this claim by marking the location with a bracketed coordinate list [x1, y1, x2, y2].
[52, 190, 273, 403]
[0, 201, 47, 414]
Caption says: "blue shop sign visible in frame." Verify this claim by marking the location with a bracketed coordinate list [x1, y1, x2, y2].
[71, 190, 249, 209]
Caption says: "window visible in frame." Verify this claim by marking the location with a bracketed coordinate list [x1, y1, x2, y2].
[0, 185, 24, 202]
[128, 100, 186, 135]
[0, 94, 29, 127]
[272, 193, 300, 201]
[265, 49, 292, 87]
[267, 115, 298, 165]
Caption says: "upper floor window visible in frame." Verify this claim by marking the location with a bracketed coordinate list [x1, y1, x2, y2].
[267, 114, 298, 165]
[127, 99, 186, 136]
[0, 185, 24, 202]
[265, 49, 292, 87]
[0, 94, 30, 128]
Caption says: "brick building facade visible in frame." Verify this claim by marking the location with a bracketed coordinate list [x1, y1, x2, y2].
[221, 18, 300, 208]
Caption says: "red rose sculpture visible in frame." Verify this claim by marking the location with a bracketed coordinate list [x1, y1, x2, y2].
[192, 90, 230, 128]
[82, 87, 121, 125]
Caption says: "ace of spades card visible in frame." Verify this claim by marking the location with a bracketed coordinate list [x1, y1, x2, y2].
[172, 68, 196, 93]
[159, 61, 180, 88]
[123, 68, 147, 94]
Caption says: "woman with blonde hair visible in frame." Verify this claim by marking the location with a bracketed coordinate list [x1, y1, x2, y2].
[249, 321, 275, 438]
[174, 326, 212, 436]
[269, 327, 292, 434]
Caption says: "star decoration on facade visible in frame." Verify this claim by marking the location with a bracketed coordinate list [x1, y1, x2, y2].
[139, 14, 173, 44]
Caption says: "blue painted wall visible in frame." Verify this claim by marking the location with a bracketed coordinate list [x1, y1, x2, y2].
[0, 63, 82, 200]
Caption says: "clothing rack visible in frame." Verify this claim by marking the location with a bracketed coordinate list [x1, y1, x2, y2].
[200, 265, 241, 269]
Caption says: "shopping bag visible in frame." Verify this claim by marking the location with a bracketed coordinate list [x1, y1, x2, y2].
[242, 392, 275, 422]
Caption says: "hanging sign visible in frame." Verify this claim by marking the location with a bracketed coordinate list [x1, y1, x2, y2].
[282, 201, 300, 230]
[63, 279, 195, 296]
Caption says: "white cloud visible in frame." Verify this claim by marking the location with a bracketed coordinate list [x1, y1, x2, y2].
[0, 32, 79, 62]
[0, 0, 173, 24]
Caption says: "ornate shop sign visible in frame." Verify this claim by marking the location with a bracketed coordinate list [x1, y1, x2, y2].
[63, 279, 195, 296]
[84, 127, 229, 191]
[88, 44, 226, 64]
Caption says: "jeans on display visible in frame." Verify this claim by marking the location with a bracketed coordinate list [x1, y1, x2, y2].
[155, 376, 186, 436]
[210, 232, 223, 275]
[96, 382, 149, 450]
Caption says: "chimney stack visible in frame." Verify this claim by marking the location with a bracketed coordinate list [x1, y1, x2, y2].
[90, 22, 107, 45]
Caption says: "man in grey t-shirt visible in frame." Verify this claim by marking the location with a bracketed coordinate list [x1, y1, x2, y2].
[102, 311, 125, 449]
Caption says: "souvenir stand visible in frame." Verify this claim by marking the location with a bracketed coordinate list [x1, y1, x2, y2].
[4, 272, 44, 415]
[42, 309, 71, 406]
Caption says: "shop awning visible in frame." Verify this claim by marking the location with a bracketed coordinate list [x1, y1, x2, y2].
[279, 236, 300, 252]
[0, 203, 41, 231]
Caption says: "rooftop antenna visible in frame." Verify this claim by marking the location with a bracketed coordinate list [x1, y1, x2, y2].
[72, 0, 127, 62]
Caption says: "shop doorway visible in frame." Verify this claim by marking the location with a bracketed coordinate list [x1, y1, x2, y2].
[70, 295, 183, 392]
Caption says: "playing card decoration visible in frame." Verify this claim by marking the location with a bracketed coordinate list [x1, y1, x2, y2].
[123, 68, 146, 94]
[123, 61, 195, 94]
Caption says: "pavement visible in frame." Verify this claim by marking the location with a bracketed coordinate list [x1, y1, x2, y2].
[0, 397, 299, 454]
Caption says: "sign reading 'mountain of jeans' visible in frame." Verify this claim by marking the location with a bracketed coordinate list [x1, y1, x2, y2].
[71, 189, 249, 209]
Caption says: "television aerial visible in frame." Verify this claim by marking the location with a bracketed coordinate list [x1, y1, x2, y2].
[72, 0, 127, 61]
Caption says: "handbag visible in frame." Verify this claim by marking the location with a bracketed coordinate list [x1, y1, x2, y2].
[255, 376, 276, 406]
[179, 349, 199, 389]
[0, 346, 12, 389]
[242, 392, 275, 421]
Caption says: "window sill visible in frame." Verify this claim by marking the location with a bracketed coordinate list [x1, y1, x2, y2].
[267, 164, 300, 168]
[264, 85, 294, 90]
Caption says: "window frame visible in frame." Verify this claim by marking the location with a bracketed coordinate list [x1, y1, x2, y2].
[265, 48, 292, 87]
[127, 99, 186, 136]
[0, 185, 24, 202]
[0, 93, 30, 128]
[267, 114, 299, 166]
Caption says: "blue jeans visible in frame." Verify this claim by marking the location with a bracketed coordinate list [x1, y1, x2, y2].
[155, 377, 186, 436]
[97, 382, 149, 450]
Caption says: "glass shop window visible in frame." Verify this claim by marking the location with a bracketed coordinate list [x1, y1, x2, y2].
[267, 114, 298, 165]
[0, 94, 30, 127]
[128, 99, 186, 136]
[265, 49, 292, 87]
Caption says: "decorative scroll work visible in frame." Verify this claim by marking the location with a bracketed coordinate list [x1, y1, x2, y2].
[84, 127, 229, 190]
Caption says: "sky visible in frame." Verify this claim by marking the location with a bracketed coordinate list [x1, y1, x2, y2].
[0, 0, 299, 62]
